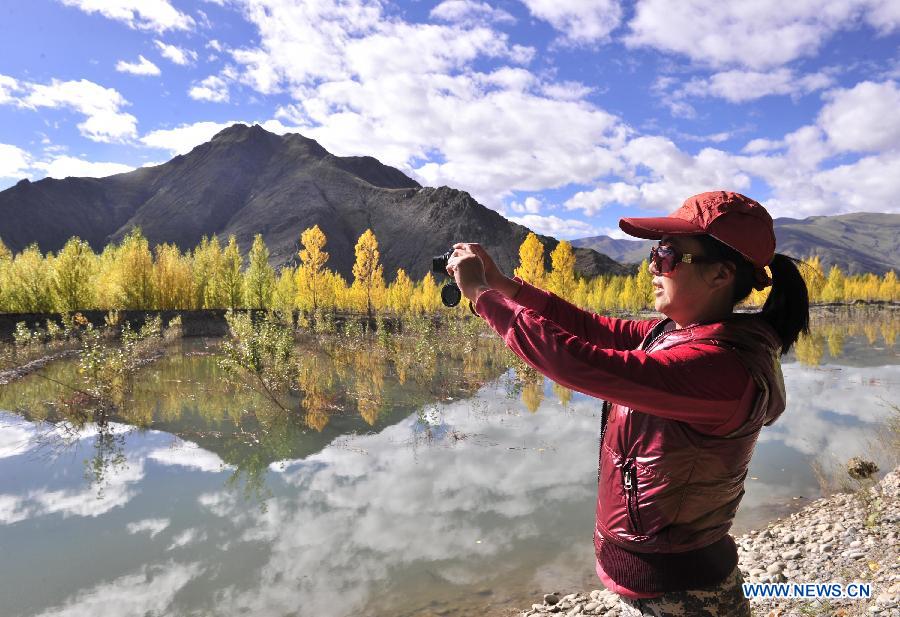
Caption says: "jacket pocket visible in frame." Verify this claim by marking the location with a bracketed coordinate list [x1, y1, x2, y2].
[622, 458, 644, 535]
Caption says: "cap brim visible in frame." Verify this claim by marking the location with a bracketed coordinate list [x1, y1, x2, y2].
[618, 216, 703, 240]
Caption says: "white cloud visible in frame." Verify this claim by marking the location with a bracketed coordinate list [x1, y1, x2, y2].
[167, 527, 207, 550]
[0, 494, 34, 524]
[0, 75, 20, 104]
[818, 80, 900, 153]
[115, 55, 161, 76]
[508, 196, 543, 214]
[677, 68, 835, 104]
[154, 39, 198, 65]
[10, 77, 137, 143]
[616, 136, 752, 211]
[742, 138, 785, 154]
[33, 562, 203, 617]
[218, 0, 626, 207]
[58, 0, 195, 33]
[27, 460, 144, 518]
[188, 75, 230, 103]
[126, 518, 170, 538]
[809, 150, 900, 212]
[0, 144, 33, 180]
[564, 182, 641, 215]
[624, 0, 888, 70]
[33, 155, 135, 179]
[430, 0, 515, 25]
[864, 0, 900, 33]
[207, 39, 223, 52]
[520, 0, 623, 44]
[147, 440, 232, 472]
[140, 120, 242, 155]
[508, 213, 599, 239]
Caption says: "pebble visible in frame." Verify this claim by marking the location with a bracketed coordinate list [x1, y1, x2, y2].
[515, 466, 900, 617]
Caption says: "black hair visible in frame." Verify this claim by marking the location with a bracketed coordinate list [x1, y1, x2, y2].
[695, 235, 810, 355]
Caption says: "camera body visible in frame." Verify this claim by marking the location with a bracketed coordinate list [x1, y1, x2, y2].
[432, 249, 462, 307]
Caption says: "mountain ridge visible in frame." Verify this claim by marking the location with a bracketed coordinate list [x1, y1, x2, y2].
[0, 123, 626, 280]
[572, 212, 900, 275]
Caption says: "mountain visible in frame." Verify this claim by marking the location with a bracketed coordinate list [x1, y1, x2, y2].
[773, 213, 899, 275]
[573, 213, 900, 275]
[571, 236, 654, 265]
[0, 124, 627, 280]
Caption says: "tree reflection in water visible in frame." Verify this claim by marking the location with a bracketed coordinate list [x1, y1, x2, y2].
[2, 307, 895, 505]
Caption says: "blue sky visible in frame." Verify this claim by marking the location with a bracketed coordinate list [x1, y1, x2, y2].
[1, 0, 899, 240]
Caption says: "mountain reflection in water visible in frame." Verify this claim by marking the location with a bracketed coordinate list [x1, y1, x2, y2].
[0, 308, 897, 617]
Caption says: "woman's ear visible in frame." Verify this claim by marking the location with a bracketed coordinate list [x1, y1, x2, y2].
[705, 261, 736, 290]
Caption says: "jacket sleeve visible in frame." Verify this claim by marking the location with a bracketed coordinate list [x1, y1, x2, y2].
[475, 289, 752, 435]
[510, 277, 657, 351]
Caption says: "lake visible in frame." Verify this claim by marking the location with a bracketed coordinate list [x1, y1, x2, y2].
[0, 309, 897, 617]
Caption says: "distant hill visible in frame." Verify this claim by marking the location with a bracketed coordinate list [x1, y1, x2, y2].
[570, 236, 654, 265]
[773, 213, 899, 275]
[573, 213, 900, 275]
[0, 124, 627, 280]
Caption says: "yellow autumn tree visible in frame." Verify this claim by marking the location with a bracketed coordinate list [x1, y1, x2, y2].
[801, 256, 826, 302]
[52, 237, 96, 312]
[634, 260, 654, 311]
[295, 225, 329, 312]
[154, 243, 193, 310]
[387, 268, 414, 314]
[243, 234, 275, 309]
[821, 265, 846, 303]
[272, 266, 297, 319]
[547, 240, 576, 300]
[118, 228, 155, 310]
[220, 236, 244, 309]
[514, 232, 545, 286]
[5, 244, 55, 313]
[351, 229, 385, 317]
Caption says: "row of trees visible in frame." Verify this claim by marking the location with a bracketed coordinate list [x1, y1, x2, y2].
[0, 230, 896, 315]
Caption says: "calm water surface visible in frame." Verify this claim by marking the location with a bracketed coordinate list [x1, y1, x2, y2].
[0, 311, 897, 617]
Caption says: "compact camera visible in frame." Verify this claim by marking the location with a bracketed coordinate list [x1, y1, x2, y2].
[432, 249, 462, 307]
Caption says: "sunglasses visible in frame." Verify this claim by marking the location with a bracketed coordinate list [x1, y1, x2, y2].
[649, 243, 716, 275]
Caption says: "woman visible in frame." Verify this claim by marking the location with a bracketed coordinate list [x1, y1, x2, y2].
[447, 191, 809, 617]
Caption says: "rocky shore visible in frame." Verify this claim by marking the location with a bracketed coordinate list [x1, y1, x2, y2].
[516, 467, 899, 617]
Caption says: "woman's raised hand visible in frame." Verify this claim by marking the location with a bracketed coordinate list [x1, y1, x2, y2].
[452, 243, 521, 299]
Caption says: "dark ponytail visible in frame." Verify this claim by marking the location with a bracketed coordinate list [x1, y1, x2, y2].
[760, 254, 809, 355]
[696, 236, 810, 355]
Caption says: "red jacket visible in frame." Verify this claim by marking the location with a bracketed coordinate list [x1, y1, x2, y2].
[474, 279, 786, 594]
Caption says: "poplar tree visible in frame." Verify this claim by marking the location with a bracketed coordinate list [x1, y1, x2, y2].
[119, 228, 156, 309]
[154, 243, 193, 310]
[351, 229, 385, 317]
[244, 234, 275, 309]
[272, 266, 297, 318]
[822, 265, 846, 303]
[0, 238, 10, 312]
[387, 268, 413, 313]
[634, 259, 654, 310]
[52, 237, 96, 312]
[6, 244, 54, 313]
[547, 240, 576, 300]
[296, 225, 329, 312]
[514, 232, 545, 286]
[220, 236, 244, 309]
[192, 237, 216, 309]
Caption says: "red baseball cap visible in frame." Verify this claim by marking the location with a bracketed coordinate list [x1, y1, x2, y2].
[619, 190, 776, 269]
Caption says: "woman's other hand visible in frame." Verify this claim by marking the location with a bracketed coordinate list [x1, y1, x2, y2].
[446, 247, 490, 303]
[453, 242, 521, 299]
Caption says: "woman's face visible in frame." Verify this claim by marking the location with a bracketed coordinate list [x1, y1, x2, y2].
[650, 235, 721, 326]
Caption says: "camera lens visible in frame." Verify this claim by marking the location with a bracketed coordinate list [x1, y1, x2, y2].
[441, 283, 462, 307]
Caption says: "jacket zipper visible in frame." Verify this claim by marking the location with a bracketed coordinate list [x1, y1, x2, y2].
[622, 458, 642, 534]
